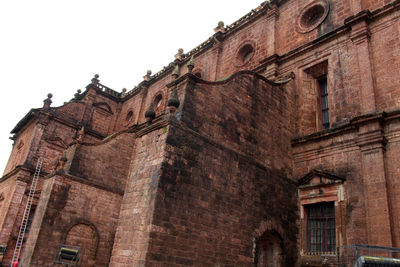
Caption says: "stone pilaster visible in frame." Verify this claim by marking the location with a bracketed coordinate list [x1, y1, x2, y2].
[346, 12, 376, 114]
[356, 119, 392, 246]
[263, 4, 279, 80]
[261, 54, 281, 80]
[211, 35, 224, 81]
[350, 0, 363, 15]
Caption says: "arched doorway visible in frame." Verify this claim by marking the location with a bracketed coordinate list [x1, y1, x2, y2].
[255, 231, 283, 267]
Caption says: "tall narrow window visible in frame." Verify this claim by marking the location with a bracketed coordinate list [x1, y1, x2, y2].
[306, 202, 335, 253]
[319, 78, 330, 129]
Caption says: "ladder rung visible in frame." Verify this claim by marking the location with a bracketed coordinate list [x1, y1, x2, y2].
[11, 158, 42, 266]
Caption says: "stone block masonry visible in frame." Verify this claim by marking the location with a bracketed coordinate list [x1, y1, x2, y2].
[1, 0, 400, 266]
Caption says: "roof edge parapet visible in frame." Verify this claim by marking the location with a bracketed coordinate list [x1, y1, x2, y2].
[121, 1, 280, 98]
[33, 1, 284, 104]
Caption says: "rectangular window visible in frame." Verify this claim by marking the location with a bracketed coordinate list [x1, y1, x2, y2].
[319, 78, 330, 129]
[0, 245, 6, 255]
[306, 202, 336, 253]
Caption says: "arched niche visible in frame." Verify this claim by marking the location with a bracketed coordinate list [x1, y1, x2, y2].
[64, 221, 99, 267]
[255, 231, 283, 267]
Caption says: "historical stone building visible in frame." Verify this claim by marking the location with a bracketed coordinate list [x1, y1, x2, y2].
[1, 0, 400, 266]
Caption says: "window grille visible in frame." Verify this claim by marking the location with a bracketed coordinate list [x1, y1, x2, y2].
[306, 202, 335, 253]
[319, 78, 330, 129]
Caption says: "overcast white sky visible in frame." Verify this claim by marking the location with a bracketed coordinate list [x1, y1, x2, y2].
[0, 0, 264, 174]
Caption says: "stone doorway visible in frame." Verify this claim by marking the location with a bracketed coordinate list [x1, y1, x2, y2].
[255, 231, 283, 267]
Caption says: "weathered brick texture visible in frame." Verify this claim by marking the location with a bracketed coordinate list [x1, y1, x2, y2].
[21, 174, 122, 267]
[68, 132, 135, 192]
[147, 122, 297, 266]
[1, 0, 400, 266]
[110, 128, 168, 266]
[180, 73, 293, 172]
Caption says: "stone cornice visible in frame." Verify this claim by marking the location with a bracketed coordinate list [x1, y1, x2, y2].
[69, 115, 169, 148]
[38, 110, 107, 140]
[356, 129, 387, 152]
[0, 165, 48, 184]
[345, 11, 372, 44]
[350, 26, 371, 44]
[292, 110, 400, 147]
[292, 112, 387, 146]
[259, 54, 282, 66]
[166, 70, 280, 89]
[344, 10, 372, 26]
[10, 109, 40, 134]
[45, 171, 124, 196]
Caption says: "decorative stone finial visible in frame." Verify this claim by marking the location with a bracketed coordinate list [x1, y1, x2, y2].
[51, 151, 68, 173]
[143, 70, 152, 81]
[175, 48, 184, 60]
[144, 103, 156, 125]
[121, 88, 127, 97]
[172, 64, 180, 79]
[167, 88, 180, 114]
[214, 21, 226, 33]
[76, 126, 85, 142]
[60, 151, 68, 163]
[187, 55, 195, 73]
[91, 74, 100, 84]
[74, 89, 82, 99]
[43, 93, 53, 109]
[58, 151, 68, 172]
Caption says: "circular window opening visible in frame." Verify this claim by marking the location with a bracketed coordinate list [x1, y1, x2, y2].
[125, 110, 133, 122]
[297, 0, 329, 33]
[154, 94, 163, 108]
[237, 44, 254, 64]
[301, 5, 325, 28]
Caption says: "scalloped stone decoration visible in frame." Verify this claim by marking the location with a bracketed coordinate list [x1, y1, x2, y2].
[296, 0, 329, 33]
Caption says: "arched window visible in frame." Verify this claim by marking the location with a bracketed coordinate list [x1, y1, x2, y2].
[154, 94, 163, 108]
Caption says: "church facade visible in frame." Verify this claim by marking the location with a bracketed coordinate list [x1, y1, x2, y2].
[1, 0, 400, 266]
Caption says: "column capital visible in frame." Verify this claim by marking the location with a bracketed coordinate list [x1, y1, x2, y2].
[346, 10, 372, 44]
[355, 119, 387, 152]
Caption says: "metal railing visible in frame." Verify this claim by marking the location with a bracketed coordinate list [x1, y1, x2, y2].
[53, 244, 82, 267]
[337, 244, 400, 266]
